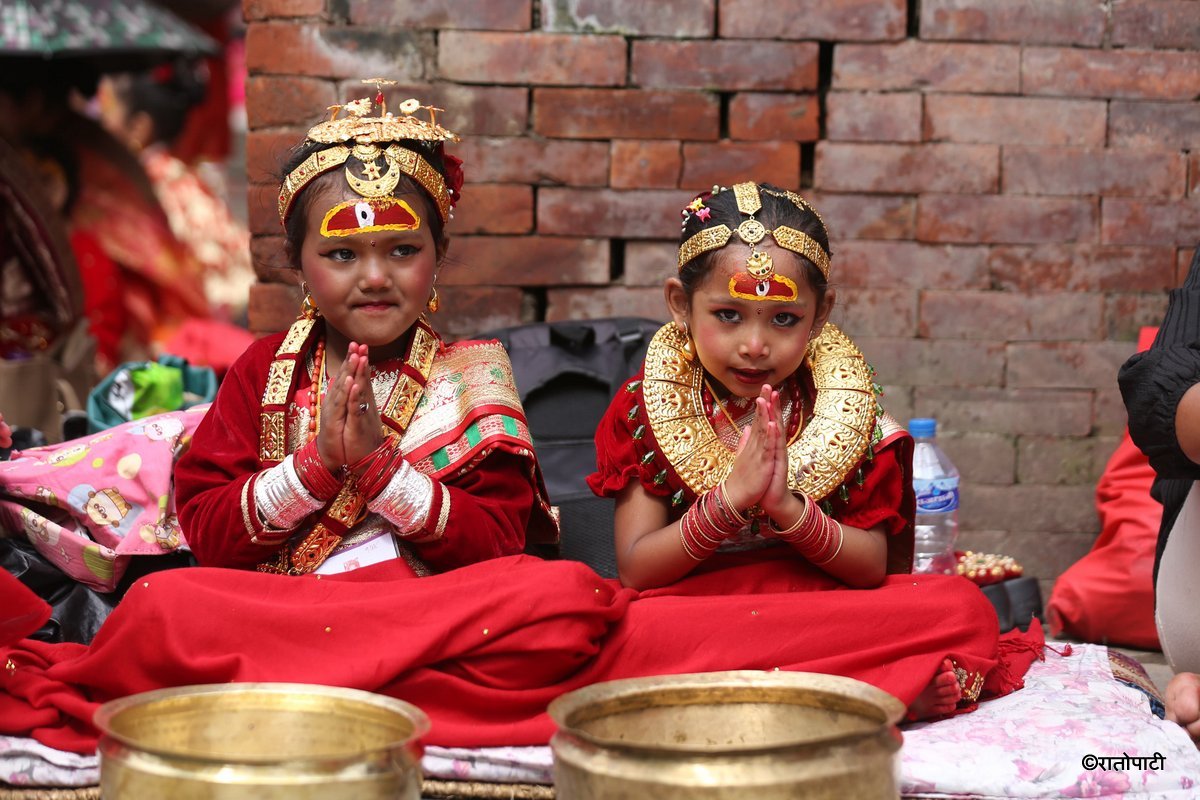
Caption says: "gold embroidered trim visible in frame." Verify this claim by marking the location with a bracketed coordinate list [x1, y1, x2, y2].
[678, 224, 733, 268]
[434, 482, 450, 539]
[260, 411, 287, 463]
[241, 479, 256, 540]
[642, 322, 875, 502]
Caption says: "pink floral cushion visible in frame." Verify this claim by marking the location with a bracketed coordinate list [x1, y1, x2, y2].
[0, 406, 208, 592]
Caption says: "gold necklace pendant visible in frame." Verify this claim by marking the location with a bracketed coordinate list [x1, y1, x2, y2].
[642, 323, 877, 503]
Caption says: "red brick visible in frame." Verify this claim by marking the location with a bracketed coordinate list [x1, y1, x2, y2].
[632, 40, 819, 91]
[1113, 0, 1200, 49]
[353, 84, 529, 138]
[920, 0, 1106, 45]
[807, 193, 916, 240]
[452, 184, 534, 235]
[961, 487, 1098, 533]
[913, 387, 1093, 436]
[814, 142, 998, 194]
[454, 138, 609, 186]
[249, 234, 293, 279]
[243, 0, 326, 21]
[1022, 47, 1200, 101]
[438, 32, 625, 86]
[680, 141, 801, 191]
[244, 128, 305, 185]
[719, 0, 905, 41]
[728, 94, 819, 142]
[1002, 146, 1186, 198]
[1105, 294, 1170, 340]
[540, 0, 715, 36]
[919, 291, 1103, 340]
[924, 95, 1106, 146]
[537, 188, 684, 238]
[1017, 436, 1116, 487]
[436, 287, 526, 341]
[852, 338, 1005, 387]
[533, 89, 719, 140]
[988, 245, 1177, 292]
[1093, 387, 1134, 436]
[624, 241, 677, 286]
[248, 282, 300, 335]
[918, 195, 1097, 245]
[1101, 197, 1200, 247]
[545, 287, 668, 322]
[247, 182, 282, 237]
[824, 92, 921, 143]
[444, 236, 609, 285]
[937, 433, 1017, 485]
[245, 76, 336, 129]
[834, 241, 990, 289]
[1007, 342, 1138, 389]
[245, 23, 432, 80]
[833, 41, 1020, 94]
[348, 0, 530, 30]
[1110, 101, 1200, 150]
[1190, 153, 1200, 197]
[829, 289, 916, 337]
[610, 141, 681, 189]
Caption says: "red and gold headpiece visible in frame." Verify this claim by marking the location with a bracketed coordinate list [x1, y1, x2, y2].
[278, 79, 463, 227]
[677, 183, 831, 289]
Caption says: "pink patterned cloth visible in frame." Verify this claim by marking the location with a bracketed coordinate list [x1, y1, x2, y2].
[0, 407, 207, 591]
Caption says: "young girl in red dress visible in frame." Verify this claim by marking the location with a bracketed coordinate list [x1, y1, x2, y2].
[589, 182, 1038, 719]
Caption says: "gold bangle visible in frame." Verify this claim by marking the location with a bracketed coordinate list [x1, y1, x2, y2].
[679, 521, 705, 561]
[770, 493, 811, 537]
[717, 482, 749, 525]
[811, 521, 845, 566]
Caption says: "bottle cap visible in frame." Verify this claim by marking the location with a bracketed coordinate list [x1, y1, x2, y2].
[909, 417, 937, 438]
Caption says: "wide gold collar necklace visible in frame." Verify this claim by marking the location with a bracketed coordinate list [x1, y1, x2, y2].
[641, 322, 877, 502]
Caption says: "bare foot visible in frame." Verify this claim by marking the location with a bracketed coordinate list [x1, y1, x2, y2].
[1165, 672, 1200, 742]
[907, 658, 962, 721]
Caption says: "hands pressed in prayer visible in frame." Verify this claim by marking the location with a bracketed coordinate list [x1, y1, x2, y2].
[722, 385, 780, 513]
[318, 342, 384, 473]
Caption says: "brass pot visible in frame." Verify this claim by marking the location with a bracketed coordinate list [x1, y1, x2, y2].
[94, 683, 428, 799]
[549, 670, 905, 799]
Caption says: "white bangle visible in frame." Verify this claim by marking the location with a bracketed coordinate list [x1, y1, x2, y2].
[367, 459, 434, 537]
[254, 454, 323, 529]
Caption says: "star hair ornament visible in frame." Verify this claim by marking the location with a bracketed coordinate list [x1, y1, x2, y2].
[277, 78, 464, 227]
[677, 182, 831, 300]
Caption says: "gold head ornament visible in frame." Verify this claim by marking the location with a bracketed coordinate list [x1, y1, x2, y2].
[678, 182, 831, 281]
[278, 79, 461, 227]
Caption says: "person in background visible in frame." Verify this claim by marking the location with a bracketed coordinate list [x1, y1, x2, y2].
[1119, 245, 1200, 742]
[98, 61, 254, 326]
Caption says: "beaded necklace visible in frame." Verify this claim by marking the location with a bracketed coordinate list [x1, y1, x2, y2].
[705, 378, 806, 447]
[307, 337, 326, 438]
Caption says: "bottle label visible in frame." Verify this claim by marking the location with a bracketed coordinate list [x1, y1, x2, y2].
[914, 477, 959, 513]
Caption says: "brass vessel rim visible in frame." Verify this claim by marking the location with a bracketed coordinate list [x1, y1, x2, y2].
[94, 682, 430, 764]
[548, 670, 905, 755]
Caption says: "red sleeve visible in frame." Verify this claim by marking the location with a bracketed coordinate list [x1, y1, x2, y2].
[175, 334, 287, 569]
[407, 450, 535, 572]
[832, 432, 916, 574]
[587, 373, 676, 502]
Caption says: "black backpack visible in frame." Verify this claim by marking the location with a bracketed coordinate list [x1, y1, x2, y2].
[479, 317, 663, 577]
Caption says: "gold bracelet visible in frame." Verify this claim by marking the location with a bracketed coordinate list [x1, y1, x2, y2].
[717, 482, 749, 525]
[811, 521, 845, 566]
[769, 493, 811, 537]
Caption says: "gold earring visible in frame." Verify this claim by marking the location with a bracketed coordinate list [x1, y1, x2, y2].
[679, 322, 694, 361]
[300, 281, 319, 319]
[426, 285, 440, 314]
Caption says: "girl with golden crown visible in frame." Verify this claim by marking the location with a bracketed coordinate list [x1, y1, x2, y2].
[173, 83, 556, 574]
[588, 183, 1043, 720]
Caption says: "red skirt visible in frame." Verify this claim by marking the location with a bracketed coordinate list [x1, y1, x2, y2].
[0, 552, 1041, 754]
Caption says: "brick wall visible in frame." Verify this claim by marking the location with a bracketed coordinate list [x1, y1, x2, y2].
[243, 0, 1200, 594]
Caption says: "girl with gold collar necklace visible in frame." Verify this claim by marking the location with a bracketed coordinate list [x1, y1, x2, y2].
[590, 182, 1038, 720]
[174, 84, 556, 575]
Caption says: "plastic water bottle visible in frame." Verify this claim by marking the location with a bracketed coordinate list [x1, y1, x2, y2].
[909, 418, 959, 575]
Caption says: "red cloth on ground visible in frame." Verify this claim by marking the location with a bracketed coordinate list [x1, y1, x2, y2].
[0, 552, 1041, 755]
[1046, 327, 1160, 650]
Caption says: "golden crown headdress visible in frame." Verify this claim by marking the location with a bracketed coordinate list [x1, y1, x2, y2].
[277, 79, 461, 226]
[678, 182, 831, 280]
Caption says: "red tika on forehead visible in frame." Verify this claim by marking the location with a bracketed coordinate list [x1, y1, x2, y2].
[728, 271, 799, 302]
[319, 197, 421, 237]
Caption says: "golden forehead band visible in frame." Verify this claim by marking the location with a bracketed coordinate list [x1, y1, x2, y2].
[677, 183, 831, 278]
[277, 90, 459, 227]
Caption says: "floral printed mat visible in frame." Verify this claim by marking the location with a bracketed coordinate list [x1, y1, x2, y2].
[3, 644, 1198, 797]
